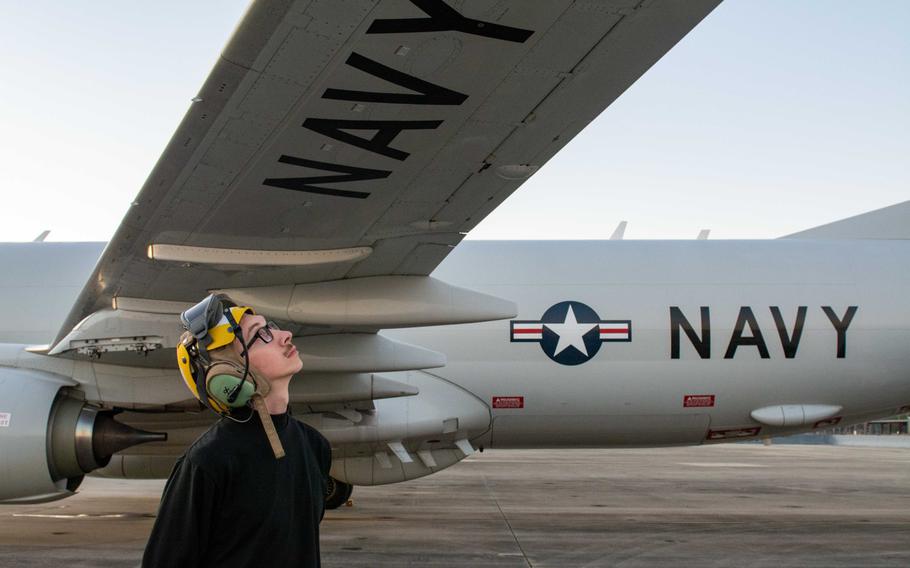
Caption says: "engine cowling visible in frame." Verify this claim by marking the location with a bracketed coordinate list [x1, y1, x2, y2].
[0, 368, 166, 504]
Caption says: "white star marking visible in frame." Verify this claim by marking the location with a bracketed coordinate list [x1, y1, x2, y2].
[544, 305, 598, 357]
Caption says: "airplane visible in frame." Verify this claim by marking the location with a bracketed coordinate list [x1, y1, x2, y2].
[2, 0, 909, 511]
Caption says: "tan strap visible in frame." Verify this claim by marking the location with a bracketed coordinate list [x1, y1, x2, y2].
[251, 394, 286, 459]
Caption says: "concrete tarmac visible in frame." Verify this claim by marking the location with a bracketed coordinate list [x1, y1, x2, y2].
[0, 445, 908, 567]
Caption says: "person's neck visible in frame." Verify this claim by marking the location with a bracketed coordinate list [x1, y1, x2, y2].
[263, 378, 290, 415]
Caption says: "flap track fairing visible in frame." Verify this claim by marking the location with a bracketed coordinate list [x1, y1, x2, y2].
[220, 275, 517, 329]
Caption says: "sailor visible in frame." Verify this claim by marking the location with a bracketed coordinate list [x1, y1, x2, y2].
[142, 294, 331, 567]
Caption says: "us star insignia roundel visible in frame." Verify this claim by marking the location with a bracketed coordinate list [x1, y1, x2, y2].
[510, 301, 631, 366]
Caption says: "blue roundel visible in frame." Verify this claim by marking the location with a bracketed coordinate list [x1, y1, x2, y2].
[539, 301, 603, 366]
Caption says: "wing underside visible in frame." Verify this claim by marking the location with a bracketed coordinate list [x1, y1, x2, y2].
[54, 0, 721, 345]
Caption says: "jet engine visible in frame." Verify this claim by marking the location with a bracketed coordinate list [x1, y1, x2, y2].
[0, 368, 166, 504]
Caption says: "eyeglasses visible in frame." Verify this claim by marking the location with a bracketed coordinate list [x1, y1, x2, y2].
[244, 321, 280, 350]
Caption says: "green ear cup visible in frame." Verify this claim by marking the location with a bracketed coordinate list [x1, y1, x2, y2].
[208, 373, 255, 408]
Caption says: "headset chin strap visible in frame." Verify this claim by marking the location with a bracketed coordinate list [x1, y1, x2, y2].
[251, 394, 286, 459]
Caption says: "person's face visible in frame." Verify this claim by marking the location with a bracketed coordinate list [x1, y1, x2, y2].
[232, 313, 302, 381]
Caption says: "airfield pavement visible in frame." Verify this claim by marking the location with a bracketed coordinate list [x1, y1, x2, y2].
[0, 444, 908, 567]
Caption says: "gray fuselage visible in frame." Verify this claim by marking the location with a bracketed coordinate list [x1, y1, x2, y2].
[3, 239, 909, 448]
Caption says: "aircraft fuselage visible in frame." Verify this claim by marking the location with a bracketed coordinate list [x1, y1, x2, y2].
[387, 239, 910, 447]
[2, 239, 909, 450]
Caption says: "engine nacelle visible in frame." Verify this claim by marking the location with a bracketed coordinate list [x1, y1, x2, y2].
[0, 368, 165, 504]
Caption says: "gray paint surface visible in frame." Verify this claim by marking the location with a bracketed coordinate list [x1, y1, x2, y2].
[0, 242, 103, 345]
[2, 238, 909, 453]
[56, 0, 722, 345]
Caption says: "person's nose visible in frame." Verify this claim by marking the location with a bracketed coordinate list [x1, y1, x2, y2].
[277, 329, 293, 345]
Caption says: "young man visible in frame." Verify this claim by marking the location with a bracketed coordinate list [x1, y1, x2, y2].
[142, 295, 332, 567]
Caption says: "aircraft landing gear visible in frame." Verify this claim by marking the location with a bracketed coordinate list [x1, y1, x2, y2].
[325, 477, 353, 510]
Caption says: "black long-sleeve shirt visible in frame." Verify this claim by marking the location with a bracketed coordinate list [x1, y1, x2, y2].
[142, 410, 331, 568]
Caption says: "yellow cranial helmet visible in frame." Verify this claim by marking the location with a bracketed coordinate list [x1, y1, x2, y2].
[176, 294, 255, 414]
[205, 305, 255, 351]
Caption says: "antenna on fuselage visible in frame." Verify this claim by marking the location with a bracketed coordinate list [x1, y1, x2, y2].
[696, 229, 710, 240]
[610, 221, 628, 240]
[33, 230, 50, 242]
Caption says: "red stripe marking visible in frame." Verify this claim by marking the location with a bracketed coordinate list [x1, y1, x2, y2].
[514, 328, 543, 333]
[599, 329, 628, 334]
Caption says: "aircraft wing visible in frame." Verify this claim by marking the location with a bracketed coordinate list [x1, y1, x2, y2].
[54, 0, 721, 346]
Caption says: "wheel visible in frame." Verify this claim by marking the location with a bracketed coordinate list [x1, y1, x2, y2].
[325, 477, 353, 509]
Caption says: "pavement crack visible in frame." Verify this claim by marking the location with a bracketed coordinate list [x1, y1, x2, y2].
[482, 475, 533, 568]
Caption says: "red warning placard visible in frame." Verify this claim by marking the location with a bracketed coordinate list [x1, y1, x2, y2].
[683, 394, 715, 408]
[492, 396, 524, 409]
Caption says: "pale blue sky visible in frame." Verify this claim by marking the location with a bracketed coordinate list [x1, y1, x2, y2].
[1, 1, 907, 241]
